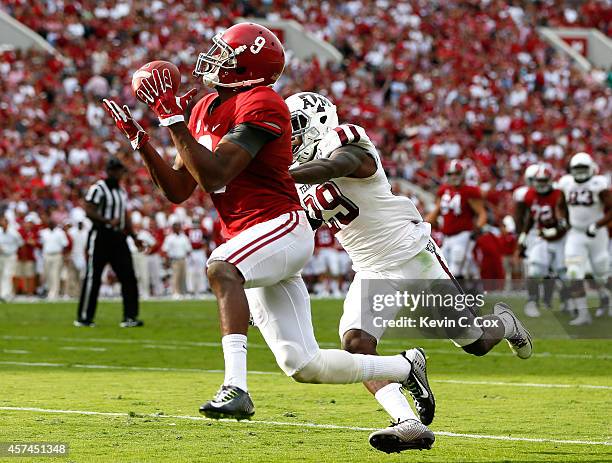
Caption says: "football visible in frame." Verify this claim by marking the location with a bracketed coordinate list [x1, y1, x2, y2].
[131, 60, 181, 103]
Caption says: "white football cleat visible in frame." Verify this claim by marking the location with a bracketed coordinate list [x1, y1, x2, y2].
[569, 310, 592, 326]
[523, 300, 541, 318]
[494, 303, 533, 359]
[369, 419, 434, 453]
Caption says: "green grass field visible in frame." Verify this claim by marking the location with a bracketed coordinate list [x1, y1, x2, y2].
[0, 299, 610, 462]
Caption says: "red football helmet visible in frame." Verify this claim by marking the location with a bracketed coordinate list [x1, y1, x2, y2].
[445, 159, 465, 186]
[533, 163, 553, 194]
[193, 22, 285, 88]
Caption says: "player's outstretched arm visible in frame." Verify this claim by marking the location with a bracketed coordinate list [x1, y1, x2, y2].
[138, 142, 197, 203]
[137, 69, 253, 192]
[101, 99, 196, 204]
[167, 123, 253, 192]
[290, 146, 374, 184]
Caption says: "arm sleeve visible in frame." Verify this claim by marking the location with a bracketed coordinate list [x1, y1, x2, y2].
[221, 123, 278, 158]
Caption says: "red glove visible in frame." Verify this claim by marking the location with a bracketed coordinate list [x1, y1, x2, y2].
[138, 68, 197, 127]
[102, 99, 150, 150]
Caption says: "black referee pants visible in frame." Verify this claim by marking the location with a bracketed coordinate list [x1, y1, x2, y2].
[76, 228, 139, 322]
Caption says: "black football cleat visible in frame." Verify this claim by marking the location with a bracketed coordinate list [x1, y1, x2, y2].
[119, 318, 144, 328]
[199, 385, 255, 420]
[401, 348, 435, 425]
[369, 419, 435, 453]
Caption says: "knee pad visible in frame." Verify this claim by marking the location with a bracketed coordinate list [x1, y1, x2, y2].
[565, 255, 586, 280]
[291, 351, 324, 383]
[527, 262, 547, 278]
[273, 342, 314, 378]
[591, 255, 610, 283]
[291, 349, 362, 384]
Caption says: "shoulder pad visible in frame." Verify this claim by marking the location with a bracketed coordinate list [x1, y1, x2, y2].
[556, 174, 573, 190]
[591, 175, 610, 190]
[316, 124, 371, 159]
[512, 185, 528, 202]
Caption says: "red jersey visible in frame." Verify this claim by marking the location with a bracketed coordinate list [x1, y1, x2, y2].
[474, 232, 505, 281]
[149, 228, 165, 255]
[523, 188, 565, 241]
[187, 227, 206, 251]
[17, 227, 39, 261]
[314, 227, 336, 249]
[188, 86, 302, 239]
[437, 184, 482, 235]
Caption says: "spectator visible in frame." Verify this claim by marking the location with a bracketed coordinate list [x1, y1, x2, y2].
[39, 219, 69, 299]
[66, 220, 89, 297]
[0, 215, 24, 301]
[129, 219, 157, 299]
[186, 217, 209, 296]
[16, 215, 39, 295]
[162, 222, 192, 299]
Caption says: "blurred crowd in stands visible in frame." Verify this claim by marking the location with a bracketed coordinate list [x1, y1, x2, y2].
[0, 0, 610, 297]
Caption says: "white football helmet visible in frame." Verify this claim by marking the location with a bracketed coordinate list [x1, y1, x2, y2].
[569, 152, 596, 183]
[285, 92, 339, 163]
[533, 163, 553, 194]
[524, 164, 540, 187]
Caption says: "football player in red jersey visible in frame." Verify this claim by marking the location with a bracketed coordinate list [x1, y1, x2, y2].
[517, 164, 568, 318]
[426, 160, 487, 279]
[103, 23, 436, 422]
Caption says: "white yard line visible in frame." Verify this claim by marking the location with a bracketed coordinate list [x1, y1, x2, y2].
[4, 335, 610, 359]
[0, 361, 277, 375]
[1, 360, 611, 390]
[60, 346, 107, 352]
[1, 335, 271, 349]
[2, 349, 30, 354]
[0, 406, 609, 447]
[434, 379, 612, 390]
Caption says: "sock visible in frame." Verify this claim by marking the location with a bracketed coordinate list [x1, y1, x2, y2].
[495, 311, 515, 338]
[221, 334, 248, 391]
[575, 297, 588, 314]
[360, 353, 412, 382]
[598, 287, 610, 307]
[297, 350, 411, 384]
[527, 279, 540, 304]
[375, 383, 419, 422]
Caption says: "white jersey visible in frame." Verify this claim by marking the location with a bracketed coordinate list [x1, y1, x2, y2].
[557, 174, 609, 231]
[295, 124, 430, 272]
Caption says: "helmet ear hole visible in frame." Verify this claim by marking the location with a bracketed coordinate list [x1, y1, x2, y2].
[320, 116, 327, 124]
[235, 66, 247, 75]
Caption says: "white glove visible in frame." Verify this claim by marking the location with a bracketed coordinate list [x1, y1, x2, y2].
[586, 223, 599, 238]
[541, 227, 558, 239]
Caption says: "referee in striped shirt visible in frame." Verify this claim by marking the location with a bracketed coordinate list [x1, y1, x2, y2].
[75, 157, 143, 328]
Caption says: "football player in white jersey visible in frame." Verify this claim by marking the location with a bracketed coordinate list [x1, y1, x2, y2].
[286, 92, 532, 453]
[558, 152, 612, 325]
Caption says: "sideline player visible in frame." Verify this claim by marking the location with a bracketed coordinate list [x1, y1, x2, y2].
[558, 153, 612, 324]
[286, 91, 532, 453]
[513, 165, 557, 310]
[103, 23, 441, 436]
[516, 164, 568, 318]
[426, 160, 486, 280]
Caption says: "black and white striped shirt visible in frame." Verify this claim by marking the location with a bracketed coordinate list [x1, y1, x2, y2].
[85, 179, 128, 231]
